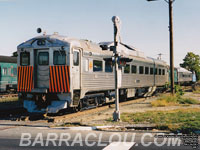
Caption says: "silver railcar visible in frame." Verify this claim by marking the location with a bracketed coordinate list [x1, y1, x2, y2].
[17, 34, 168, 113]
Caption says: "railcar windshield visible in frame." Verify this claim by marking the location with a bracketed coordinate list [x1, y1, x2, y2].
[38, 52, 49, 65]
[20, 52, 30, 66]
[54, 51, 66, 65]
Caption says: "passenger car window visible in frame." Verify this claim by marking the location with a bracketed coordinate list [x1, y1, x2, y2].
[93, 60, 102, 72]
[2, 68, 7, 76]
[73, 51, 79, 66]
[139, 66, 144, 74]
[159, 69, 162, 75]
[162, 69, 165, 75]
[8, 68, 11, 76]
[155, 68, 158, 75]
[105, 60, 113, 72]
[54, 51, 66, 65]
[13, 68, 17, 76]
[131, 65, 137, 74]
[38, 52, 49, 65]
[124, 64, 130, 74]
[150, 68, 154, 75]
[145, 67, 149, 75]
[20, 52, 30, 66]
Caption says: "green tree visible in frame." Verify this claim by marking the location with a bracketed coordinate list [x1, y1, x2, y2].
[180, 52, 200, 81]
[12, 51, 18, 57]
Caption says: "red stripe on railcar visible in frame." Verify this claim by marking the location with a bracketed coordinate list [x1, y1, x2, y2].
[62, 66, 67, 93]
[17, 66, 34, 92]
[49, 66, 70, 93]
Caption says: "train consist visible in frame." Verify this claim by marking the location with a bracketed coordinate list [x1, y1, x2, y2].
[0, 56, 17, 92]
[17, 34, 193, 113]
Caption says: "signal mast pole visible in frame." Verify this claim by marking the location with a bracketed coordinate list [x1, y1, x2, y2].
[112, 16, 121, 121]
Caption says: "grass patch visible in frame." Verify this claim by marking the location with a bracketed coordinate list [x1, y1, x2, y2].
[193, 86, 200, 94]
[151, 94, 199, 107]
[55, 122, 86, 127]
[121, 108, 200, 134]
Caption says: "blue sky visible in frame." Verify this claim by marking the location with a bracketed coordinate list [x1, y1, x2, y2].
[0, 0, 199, 66]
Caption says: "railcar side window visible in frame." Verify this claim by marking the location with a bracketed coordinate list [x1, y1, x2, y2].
[145, 67, 149, 75]
[162, 69, 165, 75]
[8, 68, 11, 76]
[38, 52, 49, 65]
[2, 68, 7, 76]
[20, 52, 30, 66]
[139, 66, 144, 74]
[105, 60, 113, 72]
[13, 68, 17, 76]
[93, 60, 102, 72]
[155, 68, 158, 75]
[159, 69, 162, 75]
[131, 65, 137, 74]
[73, 51, 79, 66]
[124, 64, 130, 74]
[150, 68, 154, 75]
[54, 51, 66, 65]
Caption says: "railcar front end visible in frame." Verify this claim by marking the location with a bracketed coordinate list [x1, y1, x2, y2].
[17, 35, 73, 113]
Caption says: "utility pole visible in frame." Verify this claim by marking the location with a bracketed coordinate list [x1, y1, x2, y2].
[168, 0, 175, 95]
[112, 16, 121, 121]
[147, 0, 175, 94]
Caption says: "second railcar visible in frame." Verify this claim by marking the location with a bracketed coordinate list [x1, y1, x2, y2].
[0, 56, 17, 92]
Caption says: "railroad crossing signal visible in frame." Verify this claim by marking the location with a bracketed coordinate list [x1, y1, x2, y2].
[112, 16, 121, 121]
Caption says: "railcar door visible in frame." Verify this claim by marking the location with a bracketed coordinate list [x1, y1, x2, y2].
[35, 50, 49, 89]
[72, 49, 80, 89]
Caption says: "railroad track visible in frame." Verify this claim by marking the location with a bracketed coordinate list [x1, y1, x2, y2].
[0, 95, 155, 123]
[49, 96, 150, 123]
[0, 93, 18, 99]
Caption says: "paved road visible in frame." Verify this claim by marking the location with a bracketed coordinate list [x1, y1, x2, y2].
[0, 121, 198, 150]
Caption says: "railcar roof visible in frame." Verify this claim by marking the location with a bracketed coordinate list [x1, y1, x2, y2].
[0, 55, 17, 63]
[177, 67, 192, 73]
[17, 34, 167, 66]
[17, 34, 112, 55]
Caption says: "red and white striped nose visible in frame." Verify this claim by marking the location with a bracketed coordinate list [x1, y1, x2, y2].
[49, 65, 70, 93]
[17, 66, 34, 92]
